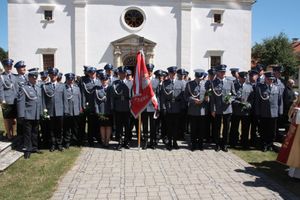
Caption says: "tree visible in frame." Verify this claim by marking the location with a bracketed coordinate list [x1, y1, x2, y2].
[0, 47, 8, 61]
[252, 33, 298, 78]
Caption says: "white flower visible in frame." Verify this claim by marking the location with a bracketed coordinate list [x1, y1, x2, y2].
[228, 92, 232, 96]
[44, 109, 48, 112]
[86, 102, 89, 106]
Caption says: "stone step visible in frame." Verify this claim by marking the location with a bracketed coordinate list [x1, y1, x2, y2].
[0, 141, 12, 155]
[0, 149, 23, 172]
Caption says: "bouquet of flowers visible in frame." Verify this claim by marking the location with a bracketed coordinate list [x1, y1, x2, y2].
[98, 113, 109, 121]
[223, 92, 232, 104]
[41, 109, 50, 120]
[205, 88, 213, 97]
[240, 101, 252, 112]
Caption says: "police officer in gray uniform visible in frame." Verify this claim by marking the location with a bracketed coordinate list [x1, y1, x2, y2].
[81, 66, 101, 146]
[210, 64, 236, 152]
[42, 68, 65, 152]
[63, 73, 82, 148]
[230, 71, 255, 149]
[17, 68, 42, 159]
[185, 69, 209, 151]
[161, 66, 186, 150]
[255, 71, 283, 152]
[111, 66, 131, 150]
[0, 59, 18, 140]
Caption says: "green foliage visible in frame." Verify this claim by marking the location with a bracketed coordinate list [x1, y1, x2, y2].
[0, 47, 8, 61]
[252, 33, 298, 78]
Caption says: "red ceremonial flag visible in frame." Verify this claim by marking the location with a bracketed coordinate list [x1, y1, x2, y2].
[130, 50, 158, 118]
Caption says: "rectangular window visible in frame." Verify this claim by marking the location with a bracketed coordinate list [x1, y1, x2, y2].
[211, 56, 221, 67]
[43, 54, 54, 70]
[213, 14, 222, 24]
[44, 10, 53, 21]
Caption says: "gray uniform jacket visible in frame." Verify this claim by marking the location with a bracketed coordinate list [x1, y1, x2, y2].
[93, 85, 111, 115]
[185, 80, 209, 116]
[42, 82, 65, 117]
[145, 77, 160, 112]
[0, 72, 18, 104]
[255, 83, 283, 118]
[210, 78, 236, 115]
[63, 84, 81, 116]
[232, 81, 254, 116]
[17, 83, 42, 120]
[274, 78, 285, 115]
[81, 77, 101, 109]
[111, 79, 131, 112]
[161, 79, 185, 114]
[15, 74, 28, 90]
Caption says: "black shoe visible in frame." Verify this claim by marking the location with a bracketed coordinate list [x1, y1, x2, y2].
[124, 144, 130, 149]
[199, 145, 204, 151]
[142, 142, 148, 150]
[262, 146, 268, 152]
[24, 152, 31, 159]
[191, 144, 197, 151]
[268, 146, 273, 151]
[151, 145, 156, 150]
[116, 143, 122, 150]
[173, 141, 179, 150]
[64, 144, 70, 149]
[166, 143, 172, 151]
[222, 146, 228, 152]
[49, 146, 55, 152]
[215, 145, 221, 152]
[58, 146, 64, 152]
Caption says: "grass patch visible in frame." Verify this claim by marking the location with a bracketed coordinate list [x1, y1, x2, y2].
[231, 149, 300, 197]
[0, 147, 81, 200]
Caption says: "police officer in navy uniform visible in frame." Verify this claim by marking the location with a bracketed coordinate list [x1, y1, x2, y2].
[256, 64, 265, 85]
[17, 68, 42, 159]
[111, 66, 131, 150]
[210, 64, 236, 152]
[42, 68, 65, 152]
[141, 64, 159, 149]
[81, 66, 101, 146]
[161, 66, 186, 150]
[230, 71, 255, 149]
[63, 73, 82, 148]
[185, 69, 209, 151]
[255, 71, 283, 152]
[0, 59, 18, 141]
[104, 63, 116, 84]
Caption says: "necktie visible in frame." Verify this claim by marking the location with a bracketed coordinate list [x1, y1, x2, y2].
[52, 83, 55, 89]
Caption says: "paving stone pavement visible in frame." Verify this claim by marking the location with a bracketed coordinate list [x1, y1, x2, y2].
[51, 142, 299, 200]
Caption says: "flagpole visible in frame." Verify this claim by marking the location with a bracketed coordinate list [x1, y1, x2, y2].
[138, 114, 142, 150]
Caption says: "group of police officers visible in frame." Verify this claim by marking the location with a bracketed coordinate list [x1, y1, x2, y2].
[0, 58, 295, 159]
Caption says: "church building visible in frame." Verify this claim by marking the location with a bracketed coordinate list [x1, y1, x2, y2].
[8, 0, 255, 75]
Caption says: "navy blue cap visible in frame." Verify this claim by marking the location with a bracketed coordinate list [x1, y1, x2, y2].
[40, 70, 48, 78]
[126, 69, 132, 75]
[1, 59, 14, 66]
[203, 72, 208, 79]
[238, 71, 248, 79]
[272, 66, 284, 72]
[207, 68, 216, 75]
[264, 71, 275, 79]
[28, 68, 39, 78]
[96, 69, 105, 76]
[167, 66, 178, 73]
[14, 61, 26, 68]
[256, 64, 265, 72]
[184, 70, 189, 76]
[162, 71, 168, 77]
[154, 70, 164, 77]
[249, 69, 259, 76]
[100, 74, 109, 80]
[215, 64, 227, 72]
[65, 73, 75, 80]
[177, 68, 186, 75]
[230, 68, 239, 72]
[48, 67, 59, 75]
[57, 72, 63, 78]
[117, 66, 127, 73]
[104, 64, 114, 70]
[83, 65, 89, 72]
[146, 64, 155, 72]
[87, 66, 97, 73]
[194, 69, 205, 78]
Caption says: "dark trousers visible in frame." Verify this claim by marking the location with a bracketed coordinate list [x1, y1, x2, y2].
[159, 111, 167, 140]
[141, 112, 156, 144]
[15, 118, 24, 149]
[250, 114, 259, 146]
[240, 116, 251, 148]
[166, 113, 180, 143]
[39, 120, 49, 148]
[23, 120, 39, 152]
[229, 115, 241, 146]
[78, 113, 87, 142]
[260, 117, 277, 147]
[129, 115, 138, 140]
[206, 115, 215, 142]
[48, 116, 63, 148]
[115, 111, 131, 144]
[214, 114, 231, 147]
[64, 116, 80, 146]
[190, 115, 207, 146]
[87, 114, 99, 145]
[178, 111, 187, 140]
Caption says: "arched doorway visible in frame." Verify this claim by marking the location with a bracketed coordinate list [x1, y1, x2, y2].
[123, 54, 137, 73]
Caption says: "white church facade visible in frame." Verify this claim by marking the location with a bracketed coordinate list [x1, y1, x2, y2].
[8, 0, 254, 75]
